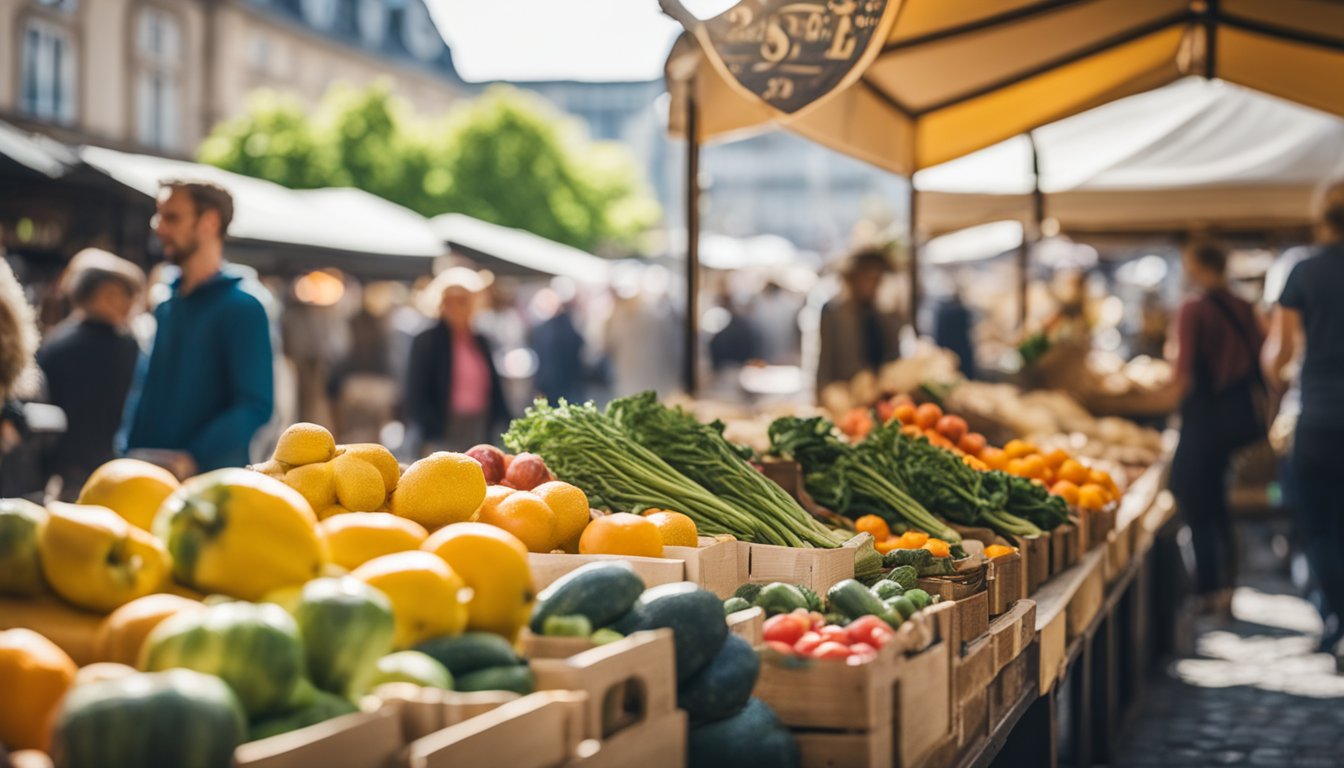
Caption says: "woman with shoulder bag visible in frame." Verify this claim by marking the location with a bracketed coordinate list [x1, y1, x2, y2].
[1168, 241, 1266, 621]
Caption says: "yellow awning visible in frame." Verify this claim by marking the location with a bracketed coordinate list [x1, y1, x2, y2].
[666, 0, 1344, 175]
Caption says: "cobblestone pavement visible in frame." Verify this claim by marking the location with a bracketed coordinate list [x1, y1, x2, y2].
[1113, 574, 1344, 767]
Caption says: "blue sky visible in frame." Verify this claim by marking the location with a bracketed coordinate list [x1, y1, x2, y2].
[427, 0, 683, 83]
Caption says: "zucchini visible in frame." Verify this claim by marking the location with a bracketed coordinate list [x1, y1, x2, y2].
[870, 581, 905, 601]
[888, 596, 917, 620]
[754, 583, 809, 615]
[827, 579, 890, 621]
[904, 589, 932, 610]
[454, 665, 536, 695]
[413, 632, 521, 677]
[529, 562, 645, 634]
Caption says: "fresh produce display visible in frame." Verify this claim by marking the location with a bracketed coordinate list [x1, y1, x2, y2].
[504, 398, 846, 548]
[529, 561, 646, 634]
[94, 593, 205, 667]
[76, 458, 180, 532]
[293, 577, 395, 697]
[0, 628, 76, 751]
[0, 499, 47, 597]
[350, 550, 468, 649]
[687, 696, 801, 768]
[39, 502, 170, 612]
[366, 650, 453, 690]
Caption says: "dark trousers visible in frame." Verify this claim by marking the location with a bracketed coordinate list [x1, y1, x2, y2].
[1294, 428, 1344, 641]
[1170, 435, 1236, 595]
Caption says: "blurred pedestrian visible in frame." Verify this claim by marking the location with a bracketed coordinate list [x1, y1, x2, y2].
[37, 249, 144, 498]
[752, 281, 801, 364]
[815, 246, 902, 396]
[125, 180, 274, 476]
[709, 294, 760, 371]
[405, 268, 509, 452]
[1168, 241, 1265, 620]
[531, 280, 586, 405]
[934, 279, 976, 379]
[1263, 181, 1344, 666]
[0, 257, 48, 499]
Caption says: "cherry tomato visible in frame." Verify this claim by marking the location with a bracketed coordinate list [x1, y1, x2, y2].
[812, 641, 852, 660]
[794, 631, 823, 656]
[763, 613, 810, 646]
[819, 625, 849, 644]
[845, 615, 890, 646]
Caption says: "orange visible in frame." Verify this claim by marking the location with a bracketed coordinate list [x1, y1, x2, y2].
[579, 513, 664, 558]
[475, 484, 516, 520]
[980, 446, 1007, 471]
[1018, 455, 1048, 480]
[320, 512, 429, 570]
[1050, 481, 1081, 507]
[875, 538, 902, 554]
[891, 403, 917, 425]
[1057, 459, 1090, 486]
[534, 481, 591, 553]
[1005, 458, 1028, 477]
[0, 628, 77, 750]
[95, 593, 204, 667]
[1042, 448, 1071, 470]
[643, 511, 699, 548]
[983, 544, 1017, 559]
[1089, 469, 1116, 491]
[853, 514, 891, 542]
[897, 530, 929, 549]
[477, 491, 557, 553]
[1003, 439, 1037, 460]
[1077, 484, 1110, 511]
[922, 538, 951, 558]
[913, 403, 944, 429]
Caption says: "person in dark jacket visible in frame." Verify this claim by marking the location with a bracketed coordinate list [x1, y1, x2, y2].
[405, 268, 509, 452]
[37, 249, 144, 497]
[125, 180, 274, 476]
[531, 286, 586, 405]
[815, 246, 903, 396]
[934, 283, 976, 379]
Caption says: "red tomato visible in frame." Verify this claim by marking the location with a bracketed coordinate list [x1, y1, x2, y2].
[808, 611, 826, 630]
[793, 631, 823, 656]
[819, 625, 849, 644]
[848, 642, 877, 656]
[844, 616, 889, 646]
[766, 641, 795, 656]
[847, 648, 879, 665]
[812, 641, 852, 660]
[763, 614, 810, 646]
[868, 626, 895, 649]
[914, 403, 944, 429]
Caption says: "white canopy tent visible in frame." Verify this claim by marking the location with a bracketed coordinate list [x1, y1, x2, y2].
[430, 213, 612, 283]
[79, 146, 446, 276]
[914, 77, 1344, 236]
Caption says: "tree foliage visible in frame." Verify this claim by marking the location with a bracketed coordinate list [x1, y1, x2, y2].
[199, 82, 660, 253]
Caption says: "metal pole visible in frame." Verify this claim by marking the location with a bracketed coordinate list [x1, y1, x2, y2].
[683, 82, 701, 396]
[908, 184, 920, 334]
[1020, 131, 1043, 329]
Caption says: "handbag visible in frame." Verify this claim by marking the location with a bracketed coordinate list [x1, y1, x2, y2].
[1202, 292, 1272, 456]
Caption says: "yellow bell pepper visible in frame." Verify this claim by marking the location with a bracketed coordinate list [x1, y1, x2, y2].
[38, 502, 170, 613]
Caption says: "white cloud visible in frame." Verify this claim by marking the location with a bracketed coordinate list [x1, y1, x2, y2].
[427, 0, 682, 83]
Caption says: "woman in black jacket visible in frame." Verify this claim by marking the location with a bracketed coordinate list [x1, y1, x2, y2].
[404, 269, 509, 453]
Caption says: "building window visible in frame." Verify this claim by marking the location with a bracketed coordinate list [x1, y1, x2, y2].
[135, 7, 182, 152]
[20, 18, 76, 124]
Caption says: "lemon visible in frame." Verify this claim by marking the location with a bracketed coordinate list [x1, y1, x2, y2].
[339, 443, 401, 492]
[391, 452, 486, 529]
[351, 551, 467, 648]
[284, 461, 336, 513]
[332, 454, 386, 512]
[273, 422, 336, 466]
[77, 459, 180, 531]
[320, 512, 428, 571]
[532, 481, 590, 554]
[250, 459, 291, 481]
[316, 504, 349, 521]
[642, 510, 699, 548]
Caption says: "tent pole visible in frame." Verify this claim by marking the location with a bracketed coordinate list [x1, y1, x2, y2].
[1020, 131, 1043, 329]
[683, 81, 701, 396]
[908, 184, 920, 334]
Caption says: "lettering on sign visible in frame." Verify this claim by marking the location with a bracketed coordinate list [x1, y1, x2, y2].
[699, 0, 889, 114]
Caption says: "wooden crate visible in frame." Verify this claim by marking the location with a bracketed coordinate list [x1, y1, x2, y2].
[1066, 555, 1106, 640]
[530, 630, 677, 741]
[727, 606, 764, 647]
[665, 536, 741, 598]
[563, 710, 687, 768]
[946, 591, 990, 653]
[395, 691, 588, 768]
[1050, 522, 1079, 573]
[988, 599, 1036, 675]
[756, 602, 955, 768]
[235, 708, 404, 768]
[735, 538, 859, 595]
[988, 645, 1035, 734]
[1010, 533, 1050, 595]
[986, 552, 1022, 617]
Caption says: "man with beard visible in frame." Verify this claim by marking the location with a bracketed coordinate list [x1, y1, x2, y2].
[125, 180, 273, 475]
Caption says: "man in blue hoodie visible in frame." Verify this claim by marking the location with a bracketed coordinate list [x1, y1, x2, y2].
[125, 180, 274, 475]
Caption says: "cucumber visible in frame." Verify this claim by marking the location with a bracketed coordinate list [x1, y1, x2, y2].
[826, 579, 889, 621]
[754, 583, 809, 615]
[590, 628, 624, 645]
[889, 596, 917, 620]
[622, 582, 728, 682]
[413, 632, 521, 677]
[542, 614, 593, 637]
[687, 698, 799, 768]
[886, 565, 919, 592]
[904, 588, 932, 610]
[722, 597, 751, 615]
[454, 665, 536, 695]
[529, 562, 645, 634]
[870, 581, 905, 601]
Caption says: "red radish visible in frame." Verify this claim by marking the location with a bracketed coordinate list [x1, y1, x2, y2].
[504, 452, 553, 491]
[936, 415, 968, 443]
[465, 444, 508, 484]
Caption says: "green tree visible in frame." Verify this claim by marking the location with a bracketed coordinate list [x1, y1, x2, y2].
[199, 82, 660, 253]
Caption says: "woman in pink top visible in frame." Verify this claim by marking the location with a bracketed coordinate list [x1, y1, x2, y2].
[405, 269, 508, 452]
